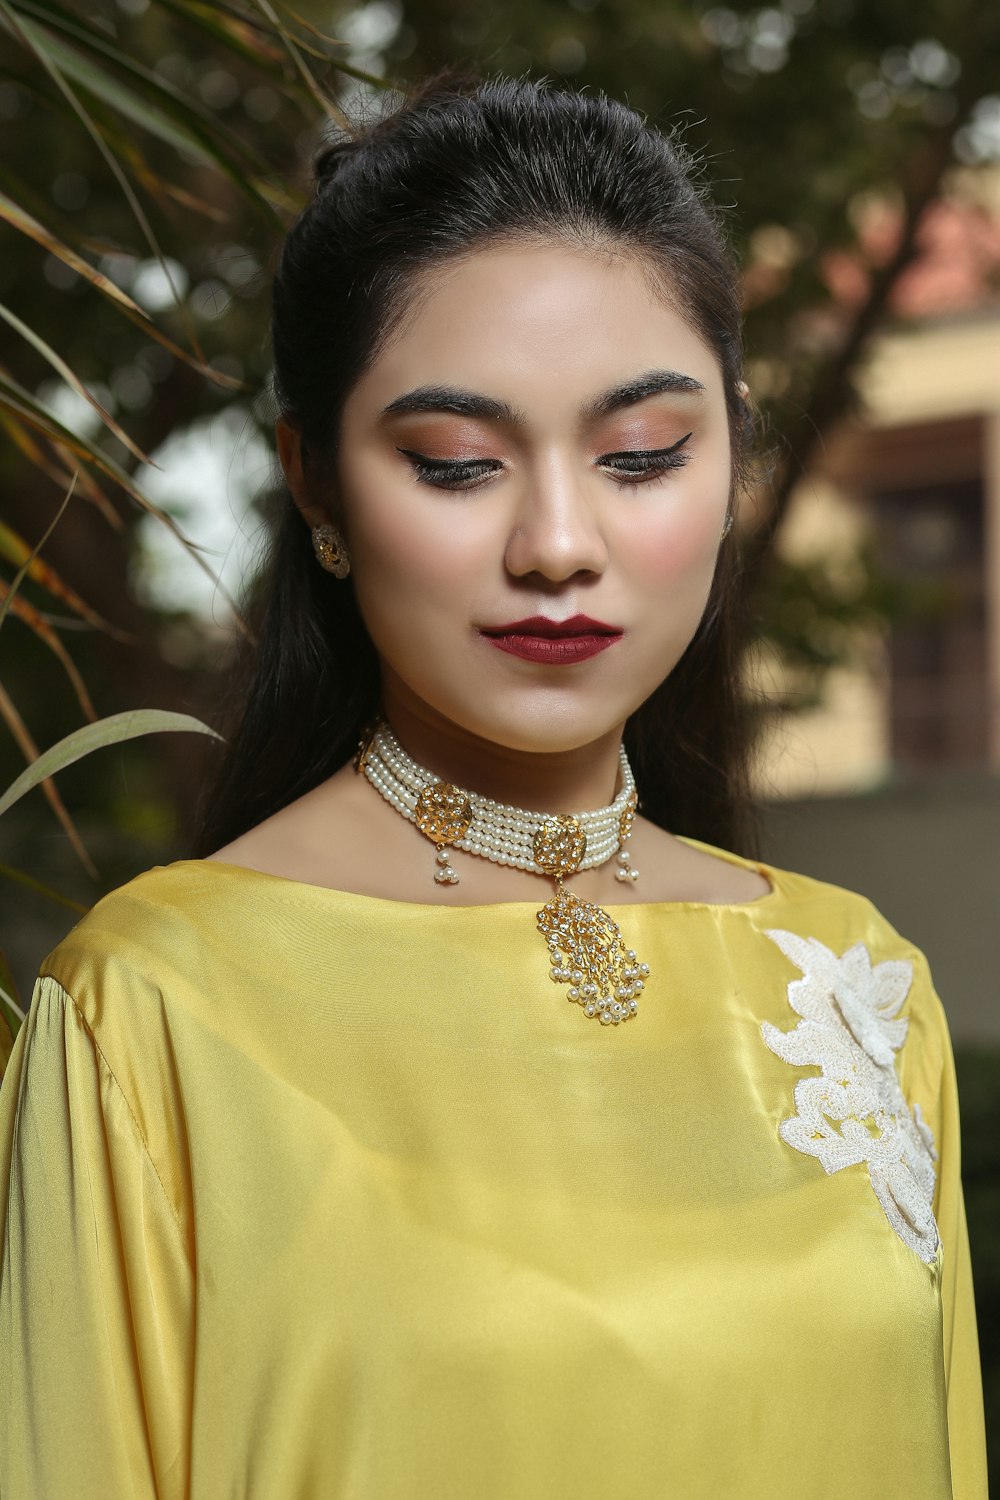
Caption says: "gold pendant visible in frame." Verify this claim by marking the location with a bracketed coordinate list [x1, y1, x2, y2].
[530, 814, 648, 1025]
[537, 883, 649, 1024]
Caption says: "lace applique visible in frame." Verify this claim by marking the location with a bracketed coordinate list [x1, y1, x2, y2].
[761, 929, 940, 1264]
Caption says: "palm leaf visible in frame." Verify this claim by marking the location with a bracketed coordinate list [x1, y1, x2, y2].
[0, 862, 89, 914]
[0, 414, 127, 530]
[0, 299, 153, 465]
[0, 370, 254, 636]
[280, 6, 402, 89]
[0, 514, 132, 638]
[0, 0, 206, 355]
[0, 680, 96, 874]
[0, 471, 99, 719]
[0, 581, 97, 720]
[0, 192, 246, 388]
[246, 0, 351, 128]
[0, 708, 226, 819]
[156, 0, 289, 68]
[9, 1, 281, 218]
[0, 473, 77, 631]
[0, 188, 147, 314]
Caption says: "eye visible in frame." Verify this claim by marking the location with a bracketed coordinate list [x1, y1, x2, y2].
[598, 431, 694, 490]
[397, 449, 502, 490]
[396, 431, 694, 493]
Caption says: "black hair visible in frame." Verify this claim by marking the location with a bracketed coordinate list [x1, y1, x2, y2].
[189, 68, 759, 860]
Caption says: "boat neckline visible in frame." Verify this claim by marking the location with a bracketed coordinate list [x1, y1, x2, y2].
[156, 835, 784, 915]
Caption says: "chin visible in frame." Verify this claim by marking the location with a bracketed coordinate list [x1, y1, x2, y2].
[433, 697, 638, 757]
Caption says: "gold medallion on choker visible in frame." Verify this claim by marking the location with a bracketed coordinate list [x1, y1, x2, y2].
[354, 718, 650, 1026]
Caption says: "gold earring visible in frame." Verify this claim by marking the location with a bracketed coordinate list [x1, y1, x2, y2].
[312, 523, 351, 579]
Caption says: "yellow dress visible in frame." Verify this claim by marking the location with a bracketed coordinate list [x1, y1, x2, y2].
[0, 837, 988, 1499]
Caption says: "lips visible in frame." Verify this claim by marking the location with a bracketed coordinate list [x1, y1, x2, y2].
[480, 614, 621, 639]
[478, 615, 623, 665]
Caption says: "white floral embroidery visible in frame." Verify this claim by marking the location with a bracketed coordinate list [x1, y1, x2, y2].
[761, 929, 940, 1265]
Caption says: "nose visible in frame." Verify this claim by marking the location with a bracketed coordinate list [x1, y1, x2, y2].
[503, 456, 609, 584]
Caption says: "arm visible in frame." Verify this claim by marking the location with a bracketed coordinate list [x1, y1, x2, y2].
[0, 974, 193, 1499]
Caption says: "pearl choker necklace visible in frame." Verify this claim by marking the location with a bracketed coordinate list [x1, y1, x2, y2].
[355, 718, 650, 1026]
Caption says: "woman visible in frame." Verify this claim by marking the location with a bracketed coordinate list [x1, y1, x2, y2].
[0, 72, 987, 1498]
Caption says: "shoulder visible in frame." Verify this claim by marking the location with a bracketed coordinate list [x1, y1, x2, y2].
[40, 861, 222, 1006]
[26, 859, 302, 1204]
[34, 860, 274, 1066]
[687, 834, 927, 961]
[683, 835, 948, 1040]
[724, 841, 952, 1091]
[768, 856, 937, 990]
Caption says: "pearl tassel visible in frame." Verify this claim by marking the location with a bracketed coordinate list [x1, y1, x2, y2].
[434, 846, 460, 885]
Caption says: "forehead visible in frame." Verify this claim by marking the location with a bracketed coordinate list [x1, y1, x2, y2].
[346, 241, 724, 421]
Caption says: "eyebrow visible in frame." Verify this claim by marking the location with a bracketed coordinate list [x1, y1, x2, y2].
[380, 369, 706, 426]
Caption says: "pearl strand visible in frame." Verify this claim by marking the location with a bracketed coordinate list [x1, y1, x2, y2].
[363, 722, 635, 876]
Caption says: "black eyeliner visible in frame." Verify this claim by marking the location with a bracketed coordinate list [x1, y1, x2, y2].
[599, 431, 693, 463]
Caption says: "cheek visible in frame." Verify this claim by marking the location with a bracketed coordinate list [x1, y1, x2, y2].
[347, 495, 491, 646]
[352, 494, 483, 581]
[623, 498, 722, 587]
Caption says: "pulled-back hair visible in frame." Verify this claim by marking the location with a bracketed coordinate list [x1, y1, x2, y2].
[190, 68, 759, 859]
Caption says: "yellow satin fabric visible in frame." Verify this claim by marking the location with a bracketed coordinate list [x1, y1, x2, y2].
[0, 837, 988, 1499]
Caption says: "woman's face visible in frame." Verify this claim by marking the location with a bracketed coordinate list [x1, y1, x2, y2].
[330, 241, 733, 754]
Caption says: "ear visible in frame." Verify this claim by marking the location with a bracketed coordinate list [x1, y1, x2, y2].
[275, 414, 333, 531]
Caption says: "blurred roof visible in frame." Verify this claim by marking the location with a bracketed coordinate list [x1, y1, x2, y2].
[823, 166, 1000, 319]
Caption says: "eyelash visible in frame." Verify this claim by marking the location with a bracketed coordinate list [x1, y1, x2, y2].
[397, 432, 693, 492]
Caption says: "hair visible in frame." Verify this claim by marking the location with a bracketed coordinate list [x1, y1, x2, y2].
[189, 68, 760, 861]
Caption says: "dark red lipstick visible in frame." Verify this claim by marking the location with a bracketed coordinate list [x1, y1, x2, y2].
[479, 614, 623, 664]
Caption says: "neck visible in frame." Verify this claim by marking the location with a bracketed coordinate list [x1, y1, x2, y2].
[379, 686, 626, 815]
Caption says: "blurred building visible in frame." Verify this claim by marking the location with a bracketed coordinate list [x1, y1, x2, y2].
[750, 166, 1000, 1040]
[757, 167, 1000, 796]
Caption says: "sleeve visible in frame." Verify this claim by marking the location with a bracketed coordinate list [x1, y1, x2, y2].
[0, 973, 193, 1500]
[913, 961, 989, 1500]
